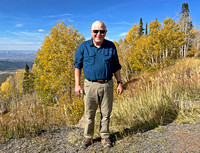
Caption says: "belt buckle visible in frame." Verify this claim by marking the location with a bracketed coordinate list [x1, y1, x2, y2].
[98, 80, 104, 83]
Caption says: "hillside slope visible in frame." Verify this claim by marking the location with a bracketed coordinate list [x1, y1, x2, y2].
[0, 58, 200, 152]
[0, 119, 200, 152]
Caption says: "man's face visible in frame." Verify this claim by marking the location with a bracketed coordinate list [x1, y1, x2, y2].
[90, 24, 107, 46]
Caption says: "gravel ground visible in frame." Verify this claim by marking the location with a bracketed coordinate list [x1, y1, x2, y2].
[0, 119, 200, 153]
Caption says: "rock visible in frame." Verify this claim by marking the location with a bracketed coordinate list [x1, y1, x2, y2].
[0, 106, 8, 115]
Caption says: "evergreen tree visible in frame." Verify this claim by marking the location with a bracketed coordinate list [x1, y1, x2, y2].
[180, 3, 193, 33]
[145, 22, 148, 35]
[139, 17, 144, 36]
[181, 3, 189, 18]
[179, 2, 193, 56]
[23, 64, 34, 94]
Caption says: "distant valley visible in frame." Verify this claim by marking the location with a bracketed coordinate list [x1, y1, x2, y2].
[0, 50, 36, 85]
[0, 60, 34, 71]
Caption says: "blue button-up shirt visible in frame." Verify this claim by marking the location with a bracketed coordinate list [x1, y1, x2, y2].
[74, 38, 121, 81]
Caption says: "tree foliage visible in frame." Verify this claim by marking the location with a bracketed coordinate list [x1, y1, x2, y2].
[179, 2, 193, 56]
[23, 64, 34, 94]
[114, 39, 133, 81]
[124, 18, 185, 73]
[33, 21, 85, 103]
[139, 17, 144, 36]
[120, 6, 198, 76]
[0, 69, 24, 110]
[145, 22, 148, 35]
[1, 76, 13, 101]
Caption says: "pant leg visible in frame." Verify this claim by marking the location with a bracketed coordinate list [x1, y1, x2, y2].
[99, 79, 113, 138]
[83, 79, 98, 138]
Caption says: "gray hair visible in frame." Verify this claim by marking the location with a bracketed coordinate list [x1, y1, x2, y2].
[91, 21, 107, 30]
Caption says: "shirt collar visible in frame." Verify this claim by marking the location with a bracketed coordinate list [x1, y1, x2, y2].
[89, 38, 106, 47]
[89, 38, 94, 46]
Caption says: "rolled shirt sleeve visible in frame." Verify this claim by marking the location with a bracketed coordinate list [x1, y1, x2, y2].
[74, 43, 84, 69]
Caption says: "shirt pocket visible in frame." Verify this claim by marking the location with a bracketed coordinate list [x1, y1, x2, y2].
[84, 51, 96, 65]
[103, 49, 114, 74]
[104, 49, 113, 62]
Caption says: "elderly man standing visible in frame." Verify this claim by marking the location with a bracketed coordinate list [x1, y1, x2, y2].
[74, 21, 123, 149]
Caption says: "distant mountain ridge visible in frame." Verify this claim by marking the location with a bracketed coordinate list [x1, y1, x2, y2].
[0, 60, 34, 71]
[0, 50, 35, 71]
[0, 50, 36, 61]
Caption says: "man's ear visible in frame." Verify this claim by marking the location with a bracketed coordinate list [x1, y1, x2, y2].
[105, 30, 107, 35]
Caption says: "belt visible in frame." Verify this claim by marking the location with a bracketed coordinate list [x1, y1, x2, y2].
[90, 79, 110, 83]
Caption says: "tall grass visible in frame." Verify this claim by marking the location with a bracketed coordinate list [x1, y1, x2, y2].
[1, 58, 200, 142]
[110, 58, 200, 134]
[0, 93, 79, 143]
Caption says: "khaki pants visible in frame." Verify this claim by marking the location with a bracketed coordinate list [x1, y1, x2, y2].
[83, 79, 113, 139]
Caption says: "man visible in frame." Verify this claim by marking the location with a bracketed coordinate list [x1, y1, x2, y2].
[74, 21, 123, 149]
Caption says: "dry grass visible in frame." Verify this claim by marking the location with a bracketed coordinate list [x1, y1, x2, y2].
[0, 91, 85, 143]
[1, 58, 200, 143]
[0, 93, 69, 143]
[110, 58, 200, 134]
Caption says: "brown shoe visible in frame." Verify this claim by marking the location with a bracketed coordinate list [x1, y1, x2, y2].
[101, 138, 112, 148]
[80, 137, 93, 149]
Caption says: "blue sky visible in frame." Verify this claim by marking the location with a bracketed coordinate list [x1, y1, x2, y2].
[0, 0, 199, 51]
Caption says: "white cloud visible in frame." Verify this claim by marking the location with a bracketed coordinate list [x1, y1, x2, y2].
[0, 38, 42, 50]
[16, 24, 23, 27]
[114, 22, 133, 25]
[119, 32, 128, 36]
[43, 13, 72, 18]
[38, 29, 45, 32]
[1, 31, 45, 50]
[42, 13, 74, 23]
[11, 31, 45, 39]
[63, 18, 74, 23]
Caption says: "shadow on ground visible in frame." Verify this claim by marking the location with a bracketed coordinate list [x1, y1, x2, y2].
[93, 100, 179, 145]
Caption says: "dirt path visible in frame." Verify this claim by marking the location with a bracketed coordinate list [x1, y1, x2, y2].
[0, 119, 200, 153]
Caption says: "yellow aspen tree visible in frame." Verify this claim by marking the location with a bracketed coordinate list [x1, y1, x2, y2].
[1, 77, 12, 100]
[126, 22, 159, 73]
[149, 18, 185, 67]
[130, 35, 155, 72]
[114, 39, 133, 81]
[125, 24, 141, 73]
[33, 21, 85, 103]
[187, 28, 200, 57]
[148, 20, 162, 66]
[125, 23, 140, 44]
[14, 69, 25, 102]
[1, 70, 24, 108]
[160, 18, 185, 59]
[124, 18, 185, 74]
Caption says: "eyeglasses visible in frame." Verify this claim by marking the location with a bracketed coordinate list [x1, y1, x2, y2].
[92, 30, 106, 34]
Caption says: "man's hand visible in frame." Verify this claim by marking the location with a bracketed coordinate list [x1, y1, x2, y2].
[117, 83, 123, 95]
[75, 85, 83, 96]
[114, 70, 123, 95]
[75, 68, 83, 96]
